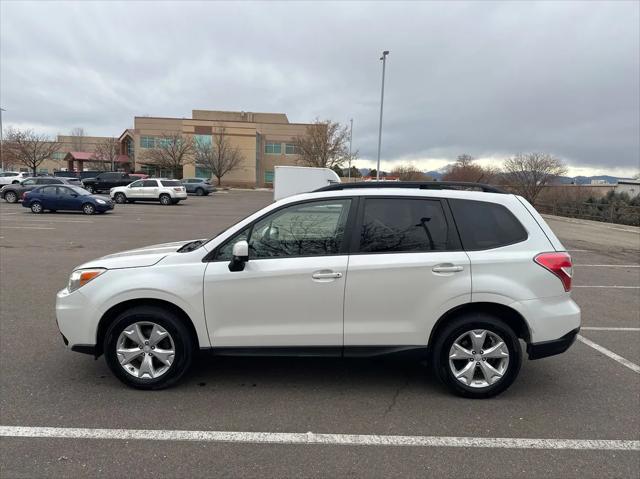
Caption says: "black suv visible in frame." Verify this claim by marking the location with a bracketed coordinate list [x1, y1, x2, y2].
[81, 172, 140, 194]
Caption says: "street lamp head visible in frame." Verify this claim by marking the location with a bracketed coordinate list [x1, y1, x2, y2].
[380, 50, 390, 60]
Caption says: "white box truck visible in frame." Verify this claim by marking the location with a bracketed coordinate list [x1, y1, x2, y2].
[273, 166, 341, 201]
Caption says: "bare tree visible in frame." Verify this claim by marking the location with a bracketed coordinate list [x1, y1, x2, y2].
[4, 128, 60, 175]
[141, 132, 194, 179]
[70, 127, 86, 151]
[390, 164, 429, 181]
[293, 119, 350, 169]
[94, 137, 120, 171]
[503, 153, 568, 205]
[194, 128, 243, 186]
[443, 154, 497, 183]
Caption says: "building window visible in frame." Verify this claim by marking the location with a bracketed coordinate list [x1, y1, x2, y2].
[52, 152, 66, 160]
[140, 136, 155, 148]
[38, 168, 49, 174]
[194, 134, 212, 148]
[264, 170, 274, 183]
[285, 143, 298, 155]
[195, 166, 212, 178]
[265, 142, 281, 154]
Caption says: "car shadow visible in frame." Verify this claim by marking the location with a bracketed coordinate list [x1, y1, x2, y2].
[186, 353, 443, 391]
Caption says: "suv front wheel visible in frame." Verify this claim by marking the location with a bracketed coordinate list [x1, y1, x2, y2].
[431, 313, 522, 399]
[104, 306, 194, 390]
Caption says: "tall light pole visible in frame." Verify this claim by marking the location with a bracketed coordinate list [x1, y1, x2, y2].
[376, 50, 389, 181]
[348, 118, 353, 180]
[0, 108, 6, 172]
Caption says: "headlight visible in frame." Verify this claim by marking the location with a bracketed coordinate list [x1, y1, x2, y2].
[96, 199, 106, 204]
[68, 268, 106, 293]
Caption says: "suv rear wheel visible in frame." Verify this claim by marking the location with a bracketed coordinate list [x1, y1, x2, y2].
[104, 306, 194, 390]
[431, 313, 522, 398]
[159, 194, 172, 205]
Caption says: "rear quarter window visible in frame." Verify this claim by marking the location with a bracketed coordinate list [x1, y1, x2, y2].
[161, 180, 182, 187]
[449, 199, 528, 250]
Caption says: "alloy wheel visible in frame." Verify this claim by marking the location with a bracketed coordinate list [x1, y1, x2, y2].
[31, 202, 42, 213]
[5, 191, 17, 203]
[448, 329, 510, 388]
[116, 322, 176, 379]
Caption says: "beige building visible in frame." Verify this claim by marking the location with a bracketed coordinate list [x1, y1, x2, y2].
[123, 110, 310, 186]
[9, 110, 311, 187]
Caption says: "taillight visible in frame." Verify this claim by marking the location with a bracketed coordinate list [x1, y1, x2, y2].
[534, 252, 573, 292]
[173, 187, 183, 192]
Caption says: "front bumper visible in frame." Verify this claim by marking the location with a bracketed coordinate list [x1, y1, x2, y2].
[56, 288, 100, 351]
[527, 327, 580, 360]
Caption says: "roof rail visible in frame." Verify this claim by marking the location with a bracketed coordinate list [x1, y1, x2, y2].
[314, 181, 506, 194]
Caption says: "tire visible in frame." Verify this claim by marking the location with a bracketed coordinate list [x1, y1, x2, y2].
[82, 203, 96, 215]
[84, 185, 94, 194]
[30, 201, 43, 214]
[103, 305, 194, 390]
[4, 191, 18, 203]
[114, 192, 127, 204]
[159, 194, 172, 205]
[195, 188, 204, 196]
[431, 313, 522, 399]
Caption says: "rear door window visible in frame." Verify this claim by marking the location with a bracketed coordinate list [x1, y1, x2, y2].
[449, 199, 528, 250]
[358, 198, 452, 253]
[143, 180, 158, 187]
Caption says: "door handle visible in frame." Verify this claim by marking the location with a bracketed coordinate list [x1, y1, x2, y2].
[432, 265, 464, 273]
[312, 271, 343, 280]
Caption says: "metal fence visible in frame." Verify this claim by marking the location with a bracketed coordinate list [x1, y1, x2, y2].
[536, 202, 640, 227]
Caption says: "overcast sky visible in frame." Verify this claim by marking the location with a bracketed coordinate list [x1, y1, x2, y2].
[1, 1, 639, 176]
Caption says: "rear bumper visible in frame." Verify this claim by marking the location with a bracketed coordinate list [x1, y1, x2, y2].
[527, 327, 580, 360]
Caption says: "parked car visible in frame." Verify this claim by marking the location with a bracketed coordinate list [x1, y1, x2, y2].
[54, 170, 103, 181]
[110, 179, 187, 205]
[55, 181, 580, 397]
[1, 176, 79, 203]
[22, 184, 114, 215]
[181, 178, 216, 196]
[82, 172, 140, 194]
[0, 172, 30, 185]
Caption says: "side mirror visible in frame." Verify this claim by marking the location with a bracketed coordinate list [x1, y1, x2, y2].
[228, 240, 249, 272]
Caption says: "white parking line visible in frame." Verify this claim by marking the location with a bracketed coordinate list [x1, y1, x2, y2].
[575, 265, 640, 268]
[0, 226, 55, 230]
[581, 327, 640, 331]
[0, 426, 638, 451]
[577, 335, 640, 374]
[573, 286, 640, 289]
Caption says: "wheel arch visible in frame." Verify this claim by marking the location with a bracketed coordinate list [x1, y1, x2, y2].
[428, 302, 531, 349]
[96, 298, 200, 357]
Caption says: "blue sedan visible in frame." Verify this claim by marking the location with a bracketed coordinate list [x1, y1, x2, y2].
[22, 185, 114, 215]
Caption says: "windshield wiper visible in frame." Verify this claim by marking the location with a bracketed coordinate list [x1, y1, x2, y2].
[177, 239, 205, 253]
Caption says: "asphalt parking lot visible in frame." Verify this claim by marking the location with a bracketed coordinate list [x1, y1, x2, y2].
[1, 191, 639, 478]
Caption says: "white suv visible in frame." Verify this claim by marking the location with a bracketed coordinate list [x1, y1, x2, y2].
[0, 171, 29, 185]
[56, 182, 580, 398]
[110, 178, 187, 205]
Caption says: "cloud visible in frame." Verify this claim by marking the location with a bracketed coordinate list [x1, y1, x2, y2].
[1, 0, 638, 175]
